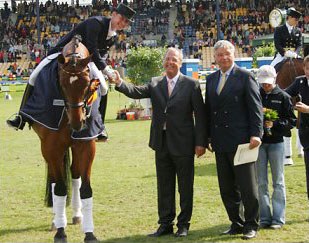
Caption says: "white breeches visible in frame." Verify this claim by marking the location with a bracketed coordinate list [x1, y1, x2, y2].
[270, 53, 285, 67]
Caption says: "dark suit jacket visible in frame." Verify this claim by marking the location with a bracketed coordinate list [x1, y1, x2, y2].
[285, 75, 309, 149]
[205, 65, 263, 153]
[274, 24, 302, 56]
[116, 74, 207, 156]
[48, 16, 114, 70]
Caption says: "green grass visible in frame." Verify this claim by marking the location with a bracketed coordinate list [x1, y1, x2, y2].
[0, 89, 308, 243]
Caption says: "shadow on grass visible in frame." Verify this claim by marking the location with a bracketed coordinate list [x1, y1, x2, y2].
[97, 224, 243, 243]
[0, 224, 50, 237]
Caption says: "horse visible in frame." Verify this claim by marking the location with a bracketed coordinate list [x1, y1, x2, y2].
[275, 57, 305, 164]
[24, 36, 102, 243]
[276, 58, 304, 89]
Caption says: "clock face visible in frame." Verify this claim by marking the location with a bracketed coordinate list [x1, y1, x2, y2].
[269, 9, 282, 28]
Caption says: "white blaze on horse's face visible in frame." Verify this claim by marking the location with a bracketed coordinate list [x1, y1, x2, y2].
[70, 76, 78, 84]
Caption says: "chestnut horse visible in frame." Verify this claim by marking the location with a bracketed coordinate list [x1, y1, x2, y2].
[276, 58, 304, 89]
[29, 36, 101, 243]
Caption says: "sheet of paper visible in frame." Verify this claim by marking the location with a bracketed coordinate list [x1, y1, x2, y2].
[233, 143, 260, 166]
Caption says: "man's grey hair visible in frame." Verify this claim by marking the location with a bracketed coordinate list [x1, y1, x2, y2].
[214, 40, 235, 53]
[165, 47, 183, 62]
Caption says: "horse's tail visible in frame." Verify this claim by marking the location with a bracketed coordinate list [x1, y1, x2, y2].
[44, 149, 72, 207]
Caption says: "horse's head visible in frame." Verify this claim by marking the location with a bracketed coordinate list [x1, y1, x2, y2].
[58, 35, 92, 131]
[276, 58, 305, 89]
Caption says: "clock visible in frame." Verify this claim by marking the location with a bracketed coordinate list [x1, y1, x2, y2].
[269, 8, 285, 28]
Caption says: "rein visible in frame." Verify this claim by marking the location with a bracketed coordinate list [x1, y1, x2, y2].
[287, 58, 298, 83]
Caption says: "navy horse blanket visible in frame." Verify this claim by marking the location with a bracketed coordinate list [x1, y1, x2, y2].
[20, 58, 104, 140]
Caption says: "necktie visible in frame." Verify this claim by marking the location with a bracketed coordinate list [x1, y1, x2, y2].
[168, 79, 174, 96]
[217, 73, 227, 94]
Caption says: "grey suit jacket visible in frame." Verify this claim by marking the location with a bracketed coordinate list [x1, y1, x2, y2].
[205, 65, 263, 153]
[116, 74, 207, 156]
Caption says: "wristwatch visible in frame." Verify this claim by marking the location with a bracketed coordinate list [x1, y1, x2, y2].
[269, 8, 285, 28]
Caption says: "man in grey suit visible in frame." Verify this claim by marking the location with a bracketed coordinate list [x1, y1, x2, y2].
[111, 47, 207, 237]
[205, 40, 263, 240]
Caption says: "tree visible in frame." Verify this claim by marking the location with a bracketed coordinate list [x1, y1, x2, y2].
[126, 46, 166, 85]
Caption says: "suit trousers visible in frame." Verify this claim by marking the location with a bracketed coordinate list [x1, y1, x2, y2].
[155, 132, 194, 228]
[215, 152, 259, 231]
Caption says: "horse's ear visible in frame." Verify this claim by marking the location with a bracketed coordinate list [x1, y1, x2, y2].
[58, 54, 66, 64]
[79, 55, 92, 67]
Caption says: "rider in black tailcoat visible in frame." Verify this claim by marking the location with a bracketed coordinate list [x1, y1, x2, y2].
[7, 3, 136, 141]
[271, 7, 302, 73]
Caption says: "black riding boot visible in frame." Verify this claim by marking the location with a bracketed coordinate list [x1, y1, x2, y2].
[96, 93, 108, 141]
[6, 83, 34, 130]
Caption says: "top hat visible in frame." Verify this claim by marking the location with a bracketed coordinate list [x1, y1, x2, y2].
[287, 7, 302, 19]
[116, 3, 136, 23]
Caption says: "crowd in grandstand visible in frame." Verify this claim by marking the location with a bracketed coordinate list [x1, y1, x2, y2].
[0, 0, 308, 78]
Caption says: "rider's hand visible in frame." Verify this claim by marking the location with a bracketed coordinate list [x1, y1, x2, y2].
[284, 50, 297, 58]
[102, 65, 116, 80]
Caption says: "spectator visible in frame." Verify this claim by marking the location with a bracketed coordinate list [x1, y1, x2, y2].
[256, 65, 296, 229]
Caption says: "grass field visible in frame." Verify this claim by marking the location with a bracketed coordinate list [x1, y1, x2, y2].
[0, 89, 308, 243]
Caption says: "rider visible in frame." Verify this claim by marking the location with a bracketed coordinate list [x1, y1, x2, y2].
[270, 7, 302, 166]
[6, 3, 136, 141]
[270, 7, 302, 73]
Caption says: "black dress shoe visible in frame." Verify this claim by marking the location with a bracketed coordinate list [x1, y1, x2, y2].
[96, 129, 108, 142]
[6, 115, 25, 130]
[148, 225, 173, 237]
[221, 227, 243, 235]
[241, 229, 257, 240]
[175, 227, 188, 237]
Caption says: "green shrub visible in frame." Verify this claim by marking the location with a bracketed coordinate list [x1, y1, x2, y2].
[252, 42, 276, 67]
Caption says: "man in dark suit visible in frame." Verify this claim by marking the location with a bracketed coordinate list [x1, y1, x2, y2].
[111, 47, 207, 237]
[205, 40, 263, 240]
[7, 3, 136, 141]
[271, 7, 302, 72]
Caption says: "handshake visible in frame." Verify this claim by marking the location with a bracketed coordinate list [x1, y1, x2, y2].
[103, 65, 117, 80]
[102, 66, 121, 85]
[284, 50, 297, 59]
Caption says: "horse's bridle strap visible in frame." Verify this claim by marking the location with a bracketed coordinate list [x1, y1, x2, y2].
[61, 66, 84, 75]
[66, 101, 85, 109]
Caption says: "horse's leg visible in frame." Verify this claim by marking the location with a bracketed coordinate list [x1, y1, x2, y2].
[39, 133, 69, 242]
[70, 160, 82, 225]
[72, 140, 98, 242]
[296, 129, 304, 157]
[284, 136, 294, 165]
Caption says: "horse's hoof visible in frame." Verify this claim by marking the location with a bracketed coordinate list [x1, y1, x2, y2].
[50, 222, 57, 231]
[54, 227, 67, 243]
[72, 216, 82, 225]
[84, 232, 98, 243]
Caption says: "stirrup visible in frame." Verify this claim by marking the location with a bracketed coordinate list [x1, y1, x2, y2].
[6, 113, 24, 130]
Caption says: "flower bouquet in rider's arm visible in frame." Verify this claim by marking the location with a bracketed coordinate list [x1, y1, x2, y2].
[263, 108, 279, 136]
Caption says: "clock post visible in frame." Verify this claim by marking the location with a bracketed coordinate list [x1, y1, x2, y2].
[269, 8, 286, 28]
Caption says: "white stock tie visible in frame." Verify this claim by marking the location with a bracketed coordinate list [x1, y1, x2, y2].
[217, 72, 227, 94]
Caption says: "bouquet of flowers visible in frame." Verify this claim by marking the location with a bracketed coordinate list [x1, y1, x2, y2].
[263, 108, 279, 136]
